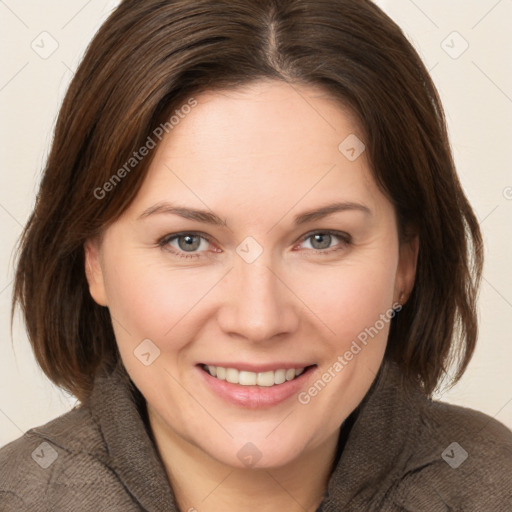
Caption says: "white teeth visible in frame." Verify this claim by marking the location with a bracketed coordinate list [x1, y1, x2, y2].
[239, 371, 257, 386]
[205, 365, 306, 386]
[274, 369, 286, 385]
[257, 371, 275, 387]
[225, 368, 239, 384]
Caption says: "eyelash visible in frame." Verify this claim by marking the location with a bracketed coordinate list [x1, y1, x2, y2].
[157, 230, 352, 260]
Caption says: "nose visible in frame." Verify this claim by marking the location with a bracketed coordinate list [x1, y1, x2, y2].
[216, 255, 299, 343]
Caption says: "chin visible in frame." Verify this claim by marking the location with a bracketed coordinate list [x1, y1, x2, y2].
[195, 428, 317, 471]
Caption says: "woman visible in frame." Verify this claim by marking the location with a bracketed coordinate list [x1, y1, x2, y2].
[1, 0, 511, 510]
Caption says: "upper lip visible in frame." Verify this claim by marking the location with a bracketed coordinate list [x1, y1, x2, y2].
[199, 362, 315, 372]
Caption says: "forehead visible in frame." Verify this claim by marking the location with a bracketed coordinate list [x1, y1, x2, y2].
[126, 80, 387, 221]
[164, 80, 363, 165]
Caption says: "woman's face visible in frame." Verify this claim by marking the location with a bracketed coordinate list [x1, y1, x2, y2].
[85, 80, 417, 469]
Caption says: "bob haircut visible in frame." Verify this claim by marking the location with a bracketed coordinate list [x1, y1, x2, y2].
[12, 0, 482, 403]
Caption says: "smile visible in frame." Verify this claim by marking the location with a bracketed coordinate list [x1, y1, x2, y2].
[202, 364, 305, 387]
[198, 363, 317, 408]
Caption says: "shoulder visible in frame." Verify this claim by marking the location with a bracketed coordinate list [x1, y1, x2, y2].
[0, 406, 137, 511]
[418, 397, 512, 473]
[394, 396, 512, 511]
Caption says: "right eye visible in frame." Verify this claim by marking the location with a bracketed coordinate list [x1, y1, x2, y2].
[158, 232, 217, 259]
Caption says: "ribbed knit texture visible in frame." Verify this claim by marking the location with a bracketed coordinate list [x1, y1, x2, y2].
[1, 361, 511, 511]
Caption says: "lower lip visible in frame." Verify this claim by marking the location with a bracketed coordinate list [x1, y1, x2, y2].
[197, 366, 315, 409]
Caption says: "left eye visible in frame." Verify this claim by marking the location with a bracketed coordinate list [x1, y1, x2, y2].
[299, 232, 348, 251]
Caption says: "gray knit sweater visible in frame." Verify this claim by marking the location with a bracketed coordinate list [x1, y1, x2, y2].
[1, 361, 511, 511]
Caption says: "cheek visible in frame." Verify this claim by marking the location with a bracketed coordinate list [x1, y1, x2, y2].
[294, 255, 397, 347]
[101, 254, 203, 385]
[102, 252, 197, 332]
[292, 258, 397, 431]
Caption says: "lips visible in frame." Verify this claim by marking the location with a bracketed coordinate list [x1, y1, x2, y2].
[197, 363, 316, 408]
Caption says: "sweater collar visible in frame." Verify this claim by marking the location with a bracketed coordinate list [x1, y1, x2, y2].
[90, 363, 178, 512]
[319, 361, 423, 510]
[90, 360, 422, 511]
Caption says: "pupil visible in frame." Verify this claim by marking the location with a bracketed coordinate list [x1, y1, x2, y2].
[179, 235, 200, 251]
[313, 233, 331, 250]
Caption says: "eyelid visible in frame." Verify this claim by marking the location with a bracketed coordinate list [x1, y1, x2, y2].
[158, 231, 213, 244]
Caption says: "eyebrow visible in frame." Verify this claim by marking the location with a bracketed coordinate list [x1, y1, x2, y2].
[138, 201, 371, 226]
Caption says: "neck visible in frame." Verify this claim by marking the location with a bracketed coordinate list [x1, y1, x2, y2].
[148, 406, 340, 512]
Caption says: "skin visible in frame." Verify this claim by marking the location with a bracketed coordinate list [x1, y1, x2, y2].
[85, 79, 418, 512]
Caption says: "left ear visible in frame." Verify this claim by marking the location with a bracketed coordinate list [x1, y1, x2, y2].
[394, 235, 419, 305]
[84, 237, 109, 307]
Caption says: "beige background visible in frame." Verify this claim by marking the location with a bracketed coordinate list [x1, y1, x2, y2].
[1, 0, 511, 447]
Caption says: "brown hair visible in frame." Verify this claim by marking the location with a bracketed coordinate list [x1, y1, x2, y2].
[12, 0, 482, 402]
